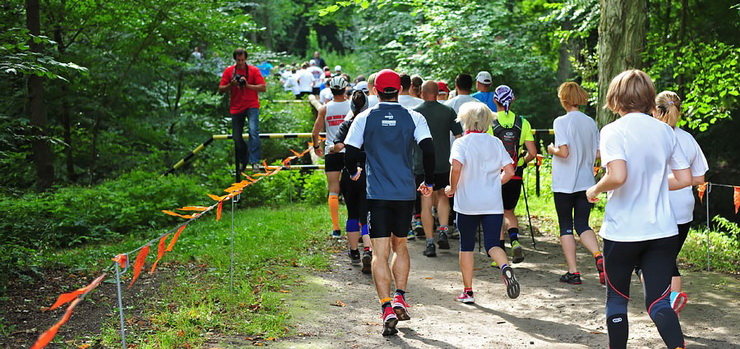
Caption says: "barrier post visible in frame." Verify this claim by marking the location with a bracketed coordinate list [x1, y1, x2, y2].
[114, 262, 127, 349]
[705, 184, 712, 271]
[230, 193, 237, 293]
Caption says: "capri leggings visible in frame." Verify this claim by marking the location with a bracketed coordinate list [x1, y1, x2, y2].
[603, 236, 684, 349]
[340, 169, 368, 234]
[553, 191, 593, 236]
[672, 223, 691, 277]
[456, 213, 504, 253]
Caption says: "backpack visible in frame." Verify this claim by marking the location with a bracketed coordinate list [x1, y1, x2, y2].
[491, 115, 523, 164]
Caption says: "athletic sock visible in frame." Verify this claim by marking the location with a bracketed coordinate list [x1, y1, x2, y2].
[508, 228, 519, 242]
[328, 193, 340, 231]
[426, 238, 434, 245]
[593, 251, 603, 258]
[500, 263, 509, 270]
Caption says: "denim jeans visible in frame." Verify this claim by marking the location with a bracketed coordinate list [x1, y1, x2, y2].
[231, 108, 261, 165]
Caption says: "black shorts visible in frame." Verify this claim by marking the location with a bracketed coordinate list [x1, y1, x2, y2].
[414, 172, 450, 191]
[367, 199, 414, 238]
[501, 179, 522, 210]
[324, 153, 344, 172]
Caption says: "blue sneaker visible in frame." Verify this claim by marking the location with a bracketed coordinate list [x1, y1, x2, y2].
[331, 230, 341, 239]
[407, 229, 416, 240]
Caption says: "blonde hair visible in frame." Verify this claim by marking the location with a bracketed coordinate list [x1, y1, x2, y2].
[558, 82, 588, 109]
[605, 69, 656, 115]
[654, 91, 682, 127]
[457, 103, 495, 132]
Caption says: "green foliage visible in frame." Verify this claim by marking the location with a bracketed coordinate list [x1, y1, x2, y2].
[681, 224, 740, 273]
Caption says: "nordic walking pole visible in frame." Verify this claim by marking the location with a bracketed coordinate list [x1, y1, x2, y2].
[521, 166, 536, 249]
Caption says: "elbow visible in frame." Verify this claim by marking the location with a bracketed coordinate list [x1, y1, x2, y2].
[692, 175, 705, 186]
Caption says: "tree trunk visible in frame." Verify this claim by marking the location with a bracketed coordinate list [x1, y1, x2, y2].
[53, 3, 76, 182]
[676, 0, 687, 97]
[26, 0, 54, 190]
[596, 0, 648, 126]
[556, 20, 574, 84]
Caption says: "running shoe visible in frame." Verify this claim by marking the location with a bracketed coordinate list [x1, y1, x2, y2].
[392, 293, 411, 321]
[361, 250, 372, 274]
[595, 255, 605, 285]
[456, 291, 475, 304]
[671, 292, 688, 314]
[437, 227, 450, 250]
[448, 225, 460, 240]
[511, 240, 524, 263]
[381, 306, 398, 336]
[331, 229, 341, 239]
[349, 249, 361, 266]
[407, 229, 416, 240]
[501, 265, 520, 299]
[560, 272, 582, 285]
[413, 219, 424, 236]
[423, 243, 436, 257]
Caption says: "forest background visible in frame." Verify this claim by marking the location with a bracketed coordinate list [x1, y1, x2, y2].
[1, 0, 739, 294]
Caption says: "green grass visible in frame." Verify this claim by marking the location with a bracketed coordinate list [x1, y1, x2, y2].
[39, 203, 335, 348]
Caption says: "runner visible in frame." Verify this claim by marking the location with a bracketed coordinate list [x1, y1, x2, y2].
[445, 74, 482, 113]
[344, 69, 435, 336]
[330, 88, 374, 273]
[311, 76, 350, 239]
[653, 90, 709, 313]
[471, 71, 496, 112]
[436, 81, 450, 101]
[398, 73, 423, 109]
[366, 73, 379, 108]
[308, 60, 324, 95]
[445, 102, 519, 303]
[586, 69, 691, 349]
[413, 81, 463, 257]
[296, 62, 314, 98]
[410, 75, 423, 99]
[489, 85, 537, 263]
[547, 82, 604, 285]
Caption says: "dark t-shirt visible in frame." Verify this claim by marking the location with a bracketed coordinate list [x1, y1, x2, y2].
[413, 101, 462, 174]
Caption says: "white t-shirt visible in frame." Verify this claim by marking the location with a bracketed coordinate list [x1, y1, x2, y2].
[324, 100, 350, 152]
[669, 127, 709, 224]
[296, 69, 314, 92]
[281, 71, 293, 92]
[367, 94, 379, 108]
[444, 94, 482, 113]
[450, 133, 513, 215]
[551, 111, 600, 193]
[398, 95, 423, 109]
[599, 113, 689, 242]
[319, 88, 334, 104]
[308, 66, 324, 86]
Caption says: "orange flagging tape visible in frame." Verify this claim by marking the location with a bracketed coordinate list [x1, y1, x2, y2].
[217, 201, 224, 221]
[49, 274, 107, 310]
[129, 245, 150, 288]
[31, 298, 81, 349]
[179, 206, 209, 211]
[734, 187, 740, 214]
[161, 210, 194, 219]
[697, 182, 707, 203]
[112, 254, 128, 270]
[150, 234, 169, 274]
[166, 224, 187, 252]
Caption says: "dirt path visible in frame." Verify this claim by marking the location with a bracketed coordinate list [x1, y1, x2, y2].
[274, 233, 740, 349]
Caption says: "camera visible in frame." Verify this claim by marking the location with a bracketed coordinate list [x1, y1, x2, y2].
[233, 74, 247, 87]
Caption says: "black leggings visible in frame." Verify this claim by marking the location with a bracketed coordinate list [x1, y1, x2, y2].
[672, 223, 690, 277]
[603, 236, 684, 349]
[340, 169, 367, 226]
[553, 191, 593, 236]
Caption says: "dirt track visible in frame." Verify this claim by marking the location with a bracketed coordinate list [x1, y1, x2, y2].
[275, 232, 740, 349]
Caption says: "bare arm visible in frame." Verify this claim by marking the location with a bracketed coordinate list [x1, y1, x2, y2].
[522, 140, 537, 163]
[218, 78, 236, 94]
[445, 159, 463, 197]
[547, 143, 569, 158]
[586, 159, 627, 202]
[691, 175, 705, 186]
[501, 163, 515, 184]
[311, 106, 327, 157]
[668, 168, 692, 190]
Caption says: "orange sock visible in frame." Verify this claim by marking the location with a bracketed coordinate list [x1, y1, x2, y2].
[328, 193, 340, 231]
[593, 251, 603, 258]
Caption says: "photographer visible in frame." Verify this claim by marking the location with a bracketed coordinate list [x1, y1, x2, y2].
[218, 48, 267, 173]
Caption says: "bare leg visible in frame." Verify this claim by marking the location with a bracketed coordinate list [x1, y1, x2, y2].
[421, 194, 435, 240]
[371, 237, 393, 300]
[390, 235, 410, 291]
[459, 251, 474, 289]
[435, 190, 450, 227]
[561, 235, 578, 273]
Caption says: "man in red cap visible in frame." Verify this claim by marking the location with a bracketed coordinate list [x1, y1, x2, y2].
[437, 81, 450, 101]
[344, 69, 436, 336]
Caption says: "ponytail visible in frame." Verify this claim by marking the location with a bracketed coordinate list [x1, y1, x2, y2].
[654, 91, 681, 127]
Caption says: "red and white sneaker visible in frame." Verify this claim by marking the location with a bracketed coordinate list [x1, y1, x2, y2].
[392, 293, 411, 321]
[381, 306, 398, 336]
[596, 255, 605, 285]
[672, 292, 688, 314]
[456, 292, 475, 304]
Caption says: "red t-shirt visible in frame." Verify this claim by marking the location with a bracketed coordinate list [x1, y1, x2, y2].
[220, 64, 265, 113]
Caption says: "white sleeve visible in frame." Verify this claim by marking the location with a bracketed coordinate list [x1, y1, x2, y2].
[410, 110, 432, 143]
[668, 133, 689, 170]
[450, 139, 464, 165]
[553, 117, 568, 147]
[599, 125, 626, 166]
[344, 112, 367, 149]
[690, 138, 709, 176]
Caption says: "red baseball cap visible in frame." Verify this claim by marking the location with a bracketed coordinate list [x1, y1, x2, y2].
[437, 81, 450, 94]
[374, 69, 400, 94]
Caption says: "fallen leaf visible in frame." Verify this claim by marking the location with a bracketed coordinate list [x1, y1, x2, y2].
[331, 300, 346, 307]
[425, 277, 434, 280]
[279, 289, 290, 293]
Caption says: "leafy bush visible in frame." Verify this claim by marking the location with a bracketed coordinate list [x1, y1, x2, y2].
[681, 220, 740, 274]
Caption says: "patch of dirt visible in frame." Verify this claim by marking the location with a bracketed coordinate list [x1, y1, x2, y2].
[271, 232, 740, 349]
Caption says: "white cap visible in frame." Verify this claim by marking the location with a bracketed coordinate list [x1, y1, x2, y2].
[309, 59, 316, 66]
[353, 81, 369, 92]
[334, 65, 342, 72]
[476, 71, 492, 84]
[328, 76, 349, 90]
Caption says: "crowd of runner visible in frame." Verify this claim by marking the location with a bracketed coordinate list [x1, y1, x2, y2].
[222, 50, 707, 348]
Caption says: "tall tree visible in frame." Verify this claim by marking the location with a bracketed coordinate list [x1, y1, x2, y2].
[596, 0, 648, 126]
[26, 0, 54, 190]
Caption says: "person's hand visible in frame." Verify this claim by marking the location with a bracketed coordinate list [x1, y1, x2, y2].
[586, 186, 600, 203]
[444, 185, 454, 198]
[547, 142, 555, 155]
[350, 167, 362, 181]
[417, 182, 433, 197]
[315, 147, 324, 157]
